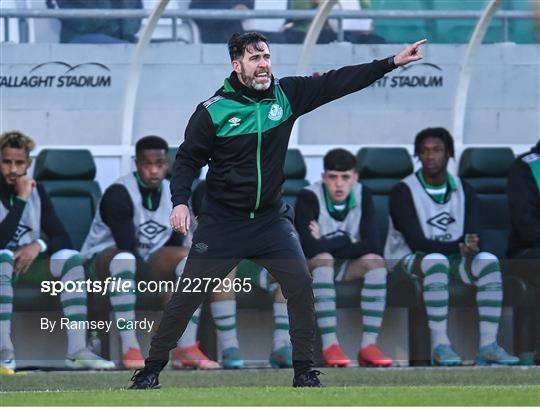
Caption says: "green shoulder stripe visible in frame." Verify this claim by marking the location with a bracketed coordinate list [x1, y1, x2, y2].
[205, 81, 293, 138]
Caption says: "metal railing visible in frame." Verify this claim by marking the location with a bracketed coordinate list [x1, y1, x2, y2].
[1, 8, 536, 43]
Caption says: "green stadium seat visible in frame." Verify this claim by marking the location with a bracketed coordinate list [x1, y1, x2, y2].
[356, 147, 414, 246]
[34, 149, 101, 251]
[459, 147, 515, 258]
[282, 148, 309, 207]
[370, 0, 432, 43]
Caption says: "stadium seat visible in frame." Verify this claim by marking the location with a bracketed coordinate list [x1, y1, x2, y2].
[282, 148, 309, 208]
[34, 149, 101, 250]
[356, 147, 414, 247]
[458, 147, 515, 258]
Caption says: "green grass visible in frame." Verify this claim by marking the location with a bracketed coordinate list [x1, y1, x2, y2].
[1, 367, 539, 406]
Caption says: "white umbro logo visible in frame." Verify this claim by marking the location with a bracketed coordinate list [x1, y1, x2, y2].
[228, 117, 241, 127]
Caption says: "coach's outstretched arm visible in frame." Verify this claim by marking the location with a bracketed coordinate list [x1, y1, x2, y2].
[281, 39, 428, 117]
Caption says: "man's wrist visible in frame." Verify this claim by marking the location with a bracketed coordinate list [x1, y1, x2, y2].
[388, 55, 397, 69]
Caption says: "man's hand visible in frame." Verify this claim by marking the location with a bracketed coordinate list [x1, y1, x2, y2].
[393, 39, 427, 67]
[465, 233, 479, 252]
[14, 176, 36, 200]
[170, 204, 190, 235]
[459, 233, 479, 261]
[309, 220, 321, 240]
[14, 241, 41, 274]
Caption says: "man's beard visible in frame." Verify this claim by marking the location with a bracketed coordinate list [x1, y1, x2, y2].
[240, 69, 271, 91]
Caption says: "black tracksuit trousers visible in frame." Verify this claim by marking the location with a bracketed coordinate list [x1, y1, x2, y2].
[145, 199, 316, 374]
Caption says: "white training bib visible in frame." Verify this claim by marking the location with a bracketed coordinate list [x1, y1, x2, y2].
[81, 174, 172, 261]
[384, 173, 465, 269]
[306, 181, 363, 242]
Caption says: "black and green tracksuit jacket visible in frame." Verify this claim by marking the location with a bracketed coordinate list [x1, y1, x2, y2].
[171, 57, 396, 218]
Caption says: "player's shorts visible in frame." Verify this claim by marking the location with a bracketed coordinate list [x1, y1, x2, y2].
[393, 252, 477, 285]
[84, 248, 155, 282]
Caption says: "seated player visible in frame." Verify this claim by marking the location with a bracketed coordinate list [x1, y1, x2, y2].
[385, 127, 519, 366]
[81, 135, 218, 370]
[507, 140, 540, 364]
[0, 130, 114, 370]
[295, 148, 393, 367]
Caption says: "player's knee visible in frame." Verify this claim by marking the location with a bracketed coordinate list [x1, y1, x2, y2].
[110, 252, 136, 276]
[421, 253, 449, 267]
[0, 249, 14, 263]
[309, 252, 334, 269]
[0, 249, 14, 280]
[471, 251, 500, 279]
[49, 249, 83, 279]
[360, 253, 386, 271]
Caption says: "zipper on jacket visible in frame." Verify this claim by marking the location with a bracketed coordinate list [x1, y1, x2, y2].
[251, 102, 263, 219]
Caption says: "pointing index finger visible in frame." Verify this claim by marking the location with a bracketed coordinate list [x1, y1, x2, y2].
[414, 39, 428, 47]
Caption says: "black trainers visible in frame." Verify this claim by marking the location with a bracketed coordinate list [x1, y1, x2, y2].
[292, 369, 325, 387]
[128, 368, 162, 390]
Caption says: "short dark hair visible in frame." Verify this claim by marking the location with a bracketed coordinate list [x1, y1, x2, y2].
[135, 135, 168, 157]
[323, 148, 357, 172]
[414, 127, 455, 158]
[228, 32, 268, 61]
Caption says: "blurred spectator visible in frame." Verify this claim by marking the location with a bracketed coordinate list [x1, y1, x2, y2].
[47, 0, 143, 44]
[283, 0, 337, 44]
[189, 0, 251, 44]
[337, 0, 385, 44]
[241, 0, 287, 43]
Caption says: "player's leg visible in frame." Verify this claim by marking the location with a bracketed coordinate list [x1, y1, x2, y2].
[147, 246, 218, 370]
[94, 248, 143, 369]
[49, 249, 115, 370]
[269, 286, 293, 368]
[465, 252, 518, 365]
[211, 267, 244, 369]
[343, 254, 392, 367]
[0, 249, 15, 370]
[396, 252, 460, 366]
[308, 252, 350, 367]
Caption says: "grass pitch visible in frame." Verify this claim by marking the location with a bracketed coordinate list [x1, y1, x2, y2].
[1, 366, 539, 406]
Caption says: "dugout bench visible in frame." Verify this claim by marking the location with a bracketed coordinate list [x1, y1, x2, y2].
[12, 147, 534, 367]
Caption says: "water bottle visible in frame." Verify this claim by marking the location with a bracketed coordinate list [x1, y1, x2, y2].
[88, 330, 102, 355]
